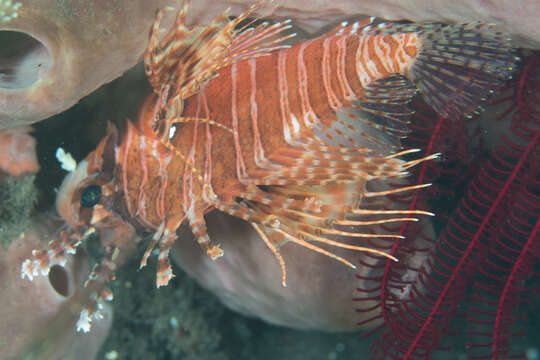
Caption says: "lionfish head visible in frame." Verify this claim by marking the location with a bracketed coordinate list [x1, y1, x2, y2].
[22, 126, 128, 333]
[57, 125, 119, 232]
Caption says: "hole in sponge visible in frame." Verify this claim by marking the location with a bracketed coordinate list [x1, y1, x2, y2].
[48, 264, 71, 298]
[0, 31, 50, 90]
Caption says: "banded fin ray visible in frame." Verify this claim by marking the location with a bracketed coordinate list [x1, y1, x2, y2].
[353, 75, 417, 138]
[221, 179, 434, 287]
[213, 146, 438, 285]
[243, 145, 437, 186]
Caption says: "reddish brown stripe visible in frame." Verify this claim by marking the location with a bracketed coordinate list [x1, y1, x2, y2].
[343, 36, 365, 99]
[303, 38, 337, 129]
[284, 42, 304, 131]
[367, 36, 388, 77]
[321, 36, 342, 111]
[231, 60, 258, 176]
[382, 35, 401, 73]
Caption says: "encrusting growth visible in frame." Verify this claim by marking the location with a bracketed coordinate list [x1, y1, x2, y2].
[0, 0, 22, 23]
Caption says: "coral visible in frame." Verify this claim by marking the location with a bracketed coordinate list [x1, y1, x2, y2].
[0, 126, 39, 176]
[0, 174, 37, 249]
[138, 0, 540, 49]
[0, 0, 178, 128]
[0, 213, 112, 360]
[0, 126, 38, 250]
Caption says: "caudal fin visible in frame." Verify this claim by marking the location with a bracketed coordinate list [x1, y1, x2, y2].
[409, 22, 518, 119]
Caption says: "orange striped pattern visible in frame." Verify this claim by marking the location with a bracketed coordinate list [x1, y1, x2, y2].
[123, 19, 431, 286]
[129, 25, 422, 228]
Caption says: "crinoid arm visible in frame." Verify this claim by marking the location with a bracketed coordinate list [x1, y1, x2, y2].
[144, 0, 295, 102]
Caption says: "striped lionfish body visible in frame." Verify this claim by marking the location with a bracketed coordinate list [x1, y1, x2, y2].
[22, 1, 517, 331]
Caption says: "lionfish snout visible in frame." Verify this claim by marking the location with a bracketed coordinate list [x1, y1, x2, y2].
[21, 156, 108, 282]
[22, 130, 132, 332]
[56, 159, 92, 227]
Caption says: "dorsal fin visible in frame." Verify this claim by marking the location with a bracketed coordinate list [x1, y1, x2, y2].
[144, 1, 294, 103]
[225, 19, 296, 65]
[324, 18, 373, 38]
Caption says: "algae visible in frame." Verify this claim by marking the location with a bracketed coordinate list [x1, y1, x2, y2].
[98, 240, 229, 360]
[96, 237, 370, 360]
[0, 174, 38, 249]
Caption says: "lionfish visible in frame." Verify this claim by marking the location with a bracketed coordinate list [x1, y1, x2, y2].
[21, 1, 517, 331]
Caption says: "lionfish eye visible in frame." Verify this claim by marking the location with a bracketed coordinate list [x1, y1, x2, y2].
[80, 185, 102, 208]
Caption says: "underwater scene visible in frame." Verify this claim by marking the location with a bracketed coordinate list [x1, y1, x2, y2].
[0, 1, 539, 359]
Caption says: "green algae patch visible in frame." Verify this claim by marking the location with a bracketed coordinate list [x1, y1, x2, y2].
[0, 175, 38, 249]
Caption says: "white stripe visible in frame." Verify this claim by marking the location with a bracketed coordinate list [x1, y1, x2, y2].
[297, 39, 319, 129]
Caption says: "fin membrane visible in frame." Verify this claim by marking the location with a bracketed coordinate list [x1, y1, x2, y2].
[411, 22, 518, 119]
[353, 75, 417, 145]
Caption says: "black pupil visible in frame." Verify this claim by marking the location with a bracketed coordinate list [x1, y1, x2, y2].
[80, 185, 102, 208]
